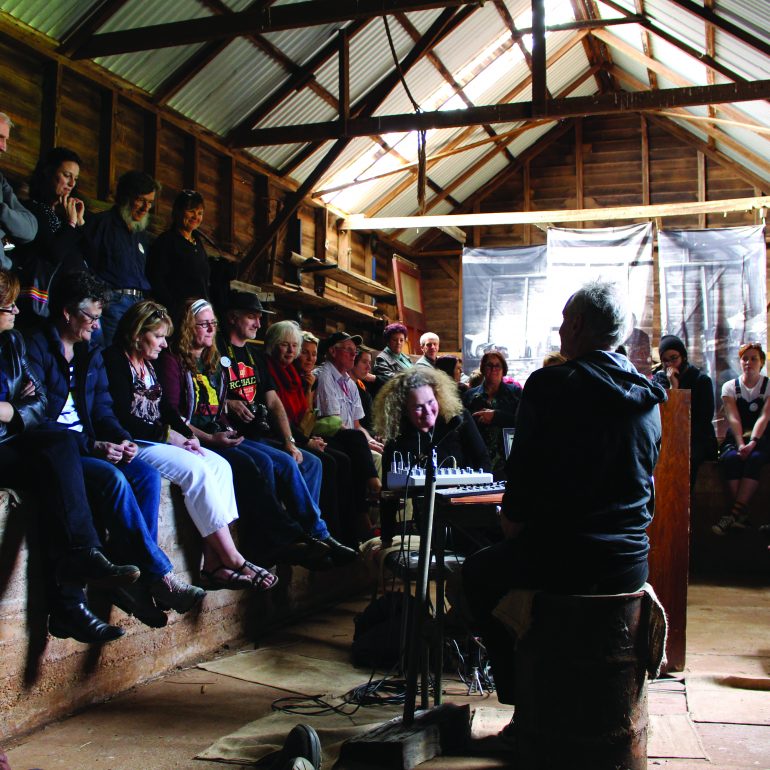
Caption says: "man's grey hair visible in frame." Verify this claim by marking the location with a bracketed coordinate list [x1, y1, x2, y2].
[419, 331, 439, 346]
[0, 113, 13, 128]
[567, 280, 629, 349]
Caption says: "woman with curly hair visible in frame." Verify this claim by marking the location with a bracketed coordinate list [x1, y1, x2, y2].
[374, 367, 491, 542]
[372, 322, 412, 389]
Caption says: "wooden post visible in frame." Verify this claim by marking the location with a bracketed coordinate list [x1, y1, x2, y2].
[648, 388, 691, 672]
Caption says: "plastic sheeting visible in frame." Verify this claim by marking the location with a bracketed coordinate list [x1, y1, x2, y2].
[658, 225, 767, 406]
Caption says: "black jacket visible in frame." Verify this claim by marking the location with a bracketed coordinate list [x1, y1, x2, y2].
[504, 350, 667, 579]
[26, 325, 130, 454]
[0, 330, 46, 444]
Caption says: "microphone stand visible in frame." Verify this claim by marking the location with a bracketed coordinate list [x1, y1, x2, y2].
[403, 446, 438, 726]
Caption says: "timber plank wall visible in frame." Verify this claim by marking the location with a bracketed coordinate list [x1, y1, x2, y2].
[418, 112, 767, 352]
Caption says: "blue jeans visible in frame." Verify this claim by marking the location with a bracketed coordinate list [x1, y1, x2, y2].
[241, 439, 328, 540]
[81, 455, 172, 582]
[97, 292, 141, 348]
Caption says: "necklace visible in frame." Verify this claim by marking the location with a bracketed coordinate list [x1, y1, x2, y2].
[126, 352, 147, 382]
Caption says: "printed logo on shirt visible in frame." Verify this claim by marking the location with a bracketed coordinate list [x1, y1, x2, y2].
[193, 372, 219, 416]
[228, 361, 257, 405]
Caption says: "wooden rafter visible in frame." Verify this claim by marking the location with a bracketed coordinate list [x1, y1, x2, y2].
[59, 0, 131, 56]
[275, 4, 477, 178]
[388, 62, 597, 239]
[226, 18, 369, 147]
[71, 0, 482, 59]
[231, 78, 770, 147]
[237, 6, 472, 280]
[395, 12, 514, 164]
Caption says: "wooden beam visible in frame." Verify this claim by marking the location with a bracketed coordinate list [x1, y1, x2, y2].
[531, 0, 547, 115]
[71, 0, 481, 58]
[59, 0, 131, 56]
[40, 60, 62, 153]
[97, 89, 116, 200]
[237, 7, 469, 279]
[233, 79, 770, 147]
[343, 195, 770, 229]
[338, 28, 349, 126]
[640, 114, 649, 206]
[143, 112, 160, 179]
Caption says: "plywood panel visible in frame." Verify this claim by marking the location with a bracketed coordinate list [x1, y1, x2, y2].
[198, 144, 224, 244]
[156, 121, 187, 234]
[113, 98, 146, 190]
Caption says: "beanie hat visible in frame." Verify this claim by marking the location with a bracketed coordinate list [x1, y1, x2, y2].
[658, 335, 687, 361]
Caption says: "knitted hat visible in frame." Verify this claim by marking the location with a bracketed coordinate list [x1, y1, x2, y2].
[658, 335, 687, 361]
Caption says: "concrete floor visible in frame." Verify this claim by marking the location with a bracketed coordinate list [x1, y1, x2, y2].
[4, 577, 769, 770]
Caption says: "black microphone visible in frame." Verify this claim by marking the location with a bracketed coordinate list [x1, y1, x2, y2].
[432, 414, 463, 448]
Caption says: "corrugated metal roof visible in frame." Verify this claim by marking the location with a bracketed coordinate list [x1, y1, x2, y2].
[1, 0, 767, 244]
[0, 0, 93, 39]
[168, 38, 281, 136]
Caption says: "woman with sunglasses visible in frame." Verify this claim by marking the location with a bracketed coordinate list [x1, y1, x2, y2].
[146, 190, 210, 316]
[462, 349, 521, 479]
[103, 299, 276, 592]
[713, 342, 770, 535]
[26, 271, 204, 633]
[652, 335, 717, 487]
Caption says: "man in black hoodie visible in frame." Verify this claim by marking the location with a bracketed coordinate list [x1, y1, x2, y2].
[462, 279, 667, 707]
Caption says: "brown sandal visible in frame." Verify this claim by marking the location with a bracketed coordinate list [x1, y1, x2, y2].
[240, 561, 279, 591]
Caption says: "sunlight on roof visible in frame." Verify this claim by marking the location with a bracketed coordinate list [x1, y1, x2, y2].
[319, 0, 576, 214]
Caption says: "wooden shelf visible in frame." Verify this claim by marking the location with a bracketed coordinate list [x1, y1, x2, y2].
[260, 280, 386, 325]
[291, 253, 396, 302]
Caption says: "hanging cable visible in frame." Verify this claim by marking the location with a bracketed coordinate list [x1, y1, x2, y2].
[383, 14, 427, 214]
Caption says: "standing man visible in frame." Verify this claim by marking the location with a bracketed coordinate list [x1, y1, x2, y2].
[0, 112, 37, 264]
[462, 280, 667, 730]
[415, 332, 440, 368]
[84, 170, 159, 345]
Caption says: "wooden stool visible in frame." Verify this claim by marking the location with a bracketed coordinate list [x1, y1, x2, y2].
[513, 591, 648, 770]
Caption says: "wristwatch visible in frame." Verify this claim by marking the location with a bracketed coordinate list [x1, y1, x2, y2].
[286, 436, 296, 444]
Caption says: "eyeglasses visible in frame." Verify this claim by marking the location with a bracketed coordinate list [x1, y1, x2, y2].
[195, 320, 218, 329]
[180, 189, 198, 197]
[661, 353, 681, 365]
[336, 345, 357, 354]
[78, 308, 101, 325]
[0, 302, 18, 314]
[149, 308, 168, 321]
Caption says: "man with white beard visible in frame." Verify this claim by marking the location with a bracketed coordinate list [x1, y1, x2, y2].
[84, 170, 159, 345]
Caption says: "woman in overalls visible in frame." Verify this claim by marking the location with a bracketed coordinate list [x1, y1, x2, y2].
[714, 342, 770, 535]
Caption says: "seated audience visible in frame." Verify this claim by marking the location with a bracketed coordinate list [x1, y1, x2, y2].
[103, 300, 275, 592]
[372, 322, 412, 388]
[462, 350, 522, 479]
[714, 342, 770, 535]
[84, 171, 158, 346]
[155, 299, 353, 568]
[462, 280, 666, 737]
[295, 331, 320, 403]
[219, 290, 326, 521]
[435, 354, 467, 393]
[26, 271, 197, 634]
[146, 189, 210, 316]
[264, 320, 360, 544]
[542, 351, 567, 367]
[652, 334, 717, 487]
[314, 332, 383, 538]
[415, 332, 439, 367]
[0, 268, 139, 644]
[15, 147, 88, 328]
[351, 346, 376, 431]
